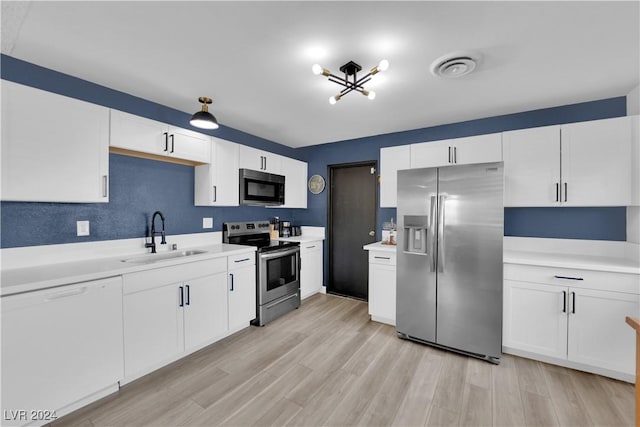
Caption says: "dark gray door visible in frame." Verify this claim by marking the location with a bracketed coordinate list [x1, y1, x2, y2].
[328, 162, 377, 300]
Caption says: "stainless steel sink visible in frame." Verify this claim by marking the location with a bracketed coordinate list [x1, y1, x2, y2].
[121, 250, 208, 264]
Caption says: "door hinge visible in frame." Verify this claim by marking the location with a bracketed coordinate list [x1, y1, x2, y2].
[370, 167, 376, 175]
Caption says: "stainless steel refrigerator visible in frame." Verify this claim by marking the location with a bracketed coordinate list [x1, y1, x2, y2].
[396, 162, 503, 363]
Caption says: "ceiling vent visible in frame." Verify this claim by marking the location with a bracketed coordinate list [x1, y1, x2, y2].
[430, 51, 479, 78]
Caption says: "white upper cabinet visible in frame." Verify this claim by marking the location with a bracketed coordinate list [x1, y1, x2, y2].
[239, 145, 282, 174]
[1, 80, 110, 203]
[503, 125, 561, 206]
[110, 109, 211, 164]
[380, 145, 411, 207]
[503, 116, 636, 207]
[195, 137, 240, 206]
[280, 156, 308, 208]
[561, 116, 633, 206]
[411, 133, 502, 169]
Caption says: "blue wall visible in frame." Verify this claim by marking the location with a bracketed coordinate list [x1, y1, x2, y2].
[0, 55, 301, 248]
[0, 54, 629, 249]
[294, 98, 628, 242]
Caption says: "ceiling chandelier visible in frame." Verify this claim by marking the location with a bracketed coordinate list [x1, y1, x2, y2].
[190, 97, 219, 130]
[312, 59, 389, 104]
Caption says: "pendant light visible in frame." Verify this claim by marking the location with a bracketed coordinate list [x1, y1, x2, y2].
[190, 97, 219, 129]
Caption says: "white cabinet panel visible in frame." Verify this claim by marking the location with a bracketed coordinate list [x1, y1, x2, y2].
[561, 116, 633, 206]
[503, 280, 567, 359]
[380, 145, 411, 207]
[300, 241, 323, 299]
[195, 137, 240, 206]
[183, 273, 228, 351]
[110, 109, 166, 154]
[1, 80, 109, 203]
[367, 250, 397, 326]
[110, 109, 210, 164]
[228, 262, 257, 332]
[503, 116, 636, 207]
[503, 263, 639, 381]
[503, 126, 561, 206]
[568, 288, 637, 376]
[239, 145, 282, 174]
[123, 282, 183, 378]
[410, 140, 451, 168]
[280, 157, 308, 208]
[1, 277, 123, 418]
[411, 133, 502, 169]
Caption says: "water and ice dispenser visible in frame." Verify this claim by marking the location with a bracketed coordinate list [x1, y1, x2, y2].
[403, 215, 429, 255]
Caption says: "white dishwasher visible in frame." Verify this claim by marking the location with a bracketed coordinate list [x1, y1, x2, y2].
[1, 276, 124, 426]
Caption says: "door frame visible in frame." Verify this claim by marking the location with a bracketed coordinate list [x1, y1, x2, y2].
[327, 160, 378, 299]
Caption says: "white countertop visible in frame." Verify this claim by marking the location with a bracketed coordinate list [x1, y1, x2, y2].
[363, 242, 397, 252]
[504, 250, 640, 275]
[1, 243, 255, 297]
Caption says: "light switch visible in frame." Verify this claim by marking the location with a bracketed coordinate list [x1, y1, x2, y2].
[77, 220, 90, 236]
[203, 217, 213, 229]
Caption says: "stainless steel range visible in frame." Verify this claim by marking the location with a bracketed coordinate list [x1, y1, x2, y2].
[223, 221, 300, 326]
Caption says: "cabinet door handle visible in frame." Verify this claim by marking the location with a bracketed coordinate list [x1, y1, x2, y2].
[163, 132, 169, 152]
[179, 286, 184, 307]
[45, 287, 88, 301]
[448, 146, 452, 163]
[185, 284, 190, 306]
[213, 185, 217, 202]
[170, 134, 175, 153]
[230, 273, 234, 291]
[562, 290, 567, 313]
[102, 175, 108, 198]
[555, 183, 559, 202]
[234, 258, 251, 263]
[564, 182, 568, 202]
[554, 275, 583, 281]
[571, 291, 576, 314]
[374, 256, 390, 260]
[453, 146, 457, 163]
[264, 156, 267, 170]
[306, 245, 316, 249]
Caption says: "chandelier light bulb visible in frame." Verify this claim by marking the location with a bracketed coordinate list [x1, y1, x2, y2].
[312, 64, 323, 75]
[329, 96, 337, 105]
[367, 90, 376, 100]
[378, 59, 389, 72]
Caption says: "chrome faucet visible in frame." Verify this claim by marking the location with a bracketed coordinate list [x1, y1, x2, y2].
[145, 211, 167, 254]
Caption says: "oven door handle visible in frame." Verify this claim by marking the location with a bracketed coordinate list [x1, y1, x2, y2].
[259, 248, 300, 260]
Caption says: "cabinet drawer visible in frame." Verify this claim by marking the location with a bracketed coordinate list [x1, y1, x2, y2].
[124, 258, 227, 294]
[369, 251, 396, 266]
[228, 252, 256, 270]
[300, 241, 322, 254]
[504, 263, 639, 294]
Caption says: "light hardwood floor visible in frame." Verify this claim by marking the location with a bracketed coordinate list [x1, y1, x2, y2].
[53, 293, 634, 427]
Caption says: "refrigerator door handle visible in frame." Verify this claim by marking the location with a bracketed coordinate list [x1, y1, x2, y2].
[437, 195, 446, 272]
[429, 195, 437, 271]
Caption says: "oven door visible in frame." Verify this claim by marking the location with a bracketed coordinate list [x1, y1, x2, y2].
[258, 246, 300, 305]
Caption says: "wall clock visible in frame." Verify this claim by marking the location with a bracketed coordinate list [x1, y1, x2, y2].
[308, 174, 326, 194]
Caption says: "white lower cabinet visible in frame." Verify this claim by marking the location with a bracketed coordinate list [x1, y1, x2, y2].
[123, 258, 228, 380]
[503, 263, 639, 382]
[367, 249, 397, 326]
[1, 277, 123, 423]
[300, 241, 323, 299]
[228, 253, 257, 332]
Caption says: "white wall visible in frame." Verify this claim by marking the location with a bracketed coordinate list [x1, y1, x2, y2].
[628, 85, 639, 115]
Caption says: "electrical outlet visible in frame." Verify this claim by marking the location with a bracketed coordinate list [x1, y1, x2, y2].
[203, 217, 213, 229]
[77, 220, 90, 236]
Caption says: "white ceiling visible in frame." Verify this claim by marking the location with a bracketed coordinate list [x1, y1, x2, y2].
[2, 1, 639, 148]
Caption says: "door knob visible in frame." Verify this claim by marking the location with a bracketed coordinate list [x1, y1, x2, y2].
[369, 231, 375, 237]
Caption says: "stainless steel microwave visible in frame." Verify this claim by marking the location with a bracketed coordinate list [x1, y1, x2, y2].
[239, 168, 285, 206]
